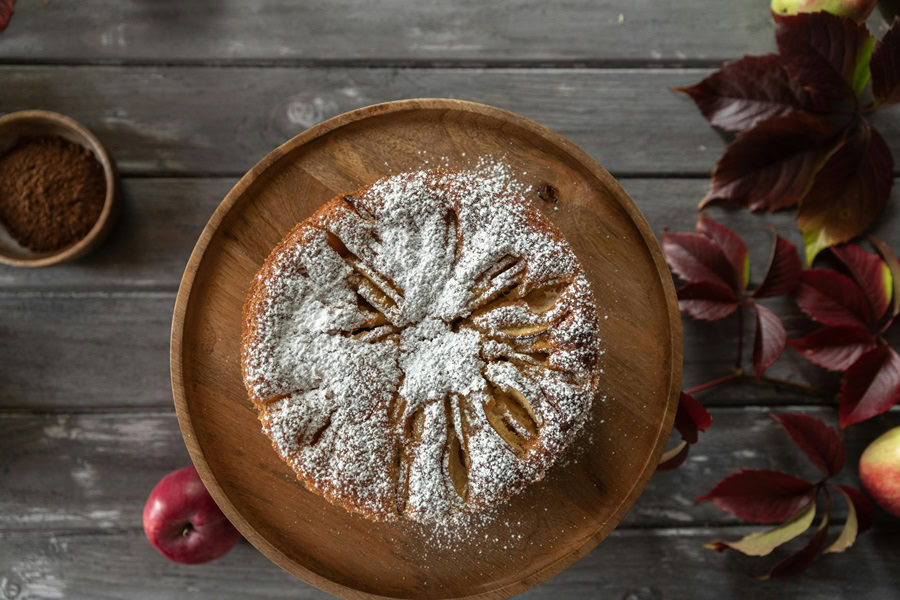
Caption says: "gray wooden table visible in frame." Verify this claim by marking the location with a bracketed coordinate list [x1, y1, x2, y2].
[1, 2, 899, 599]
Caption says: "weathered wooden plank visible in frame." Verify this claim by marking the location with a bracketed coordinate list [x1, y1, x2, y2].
[0, 412, 189, 532]
[2, 282, 898, 410]
[0, 294, 175, 409]
[1, 408, 896, 532]
[0, 525, 896, 600]
[1, 178, 898, 293]
[0, 188, 900, 409]
[524, 525, 900, 600]
[0, 1, 781, 65]
[0, 67, 720, 176]
[630, 407, 900, 527]
[3, 67, 899, 176]
[3, 178, 898, 408]
[0, 179, 231, 290]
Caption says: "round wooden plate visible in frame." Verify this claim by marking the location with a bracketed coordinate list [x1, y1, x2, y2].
[171, 99, 681, 600]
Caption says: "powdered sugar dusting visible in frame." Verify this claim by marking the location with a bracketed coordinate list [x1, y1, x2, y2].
[242, 163, 603, 529]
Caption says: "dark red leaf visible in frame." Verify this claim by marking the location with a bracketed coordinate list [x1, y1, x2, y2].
[839, 346, 900, 428]
[753, 304, 788, 378]
[871, 17, 900, 107]
[0, 0, 13, 33]
[869, 236, 900, 320]
[761, 493, 831, 579]
[796, 121, 894, 264]
[832, 244, 893, 321]
[659, 392, 712, 472]
[657, 440, 691, 472]
[663, 231, 737, 290]
[696, 215, 750, 292]
[754, 233, 802, 298]
[696, 469, 815, 524]
[769, 413, 845, 478]
[775, 12, 874, 103]
[794, 269, 872, 328]
[674, 391, 713, 444]
[676, 281, 740, 321]
[788, 325, 877, 371]
[832, 484, 874, 535]
[674, 54, 819, 133]
[700, 113, 838, 212]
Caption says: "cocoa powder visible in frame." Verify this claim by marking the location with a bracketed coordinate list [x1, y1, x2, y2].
[0, 136, 106, 252]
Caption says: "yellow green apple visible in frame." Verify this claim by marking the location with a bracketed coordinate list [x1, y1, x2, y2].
[859, 426, 900, 518]
[771, 0, 877, 21]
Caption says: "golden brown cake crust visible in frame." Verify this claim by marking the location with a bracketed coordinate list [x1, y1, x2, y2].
[241, 167, 602, 524]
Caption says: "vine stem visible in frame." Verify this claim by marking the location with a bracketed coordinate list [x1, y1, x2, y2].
[754, 374, 829, 396]
[683, 298, 831, 398]
[684, 370, 829, 397]
[684, 373, 739, 395]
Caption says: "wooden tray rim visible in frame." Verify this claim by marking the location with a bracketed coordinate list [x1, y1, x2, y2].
[170, 98, 682, 600]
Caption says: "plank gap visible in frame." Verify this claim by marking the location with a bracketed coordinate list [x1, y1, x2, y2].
[0, 58, 734, 70]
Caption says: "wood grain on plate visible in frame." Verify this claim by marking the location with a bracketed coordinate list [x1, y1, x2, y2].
[0, 0, 775, 64]
[170, 99, 681, 599]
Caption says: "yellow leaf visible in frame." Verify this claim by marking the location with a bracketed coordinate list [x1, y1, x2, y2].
[802, 226, 831, 266]
[659, 440, 687, 464]
[825, 487, 858, 554]
[707, 499, 816, 557]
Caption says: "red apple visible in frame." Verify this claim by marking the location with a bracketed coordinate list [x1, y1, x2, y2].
[859, 426, 900, 518]
[771, 0, 877, 21]
[143, 465, 241, 564]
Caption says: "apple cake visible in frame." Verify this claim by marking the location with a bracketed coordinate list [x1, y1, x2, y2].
[241, 167, 602, 524]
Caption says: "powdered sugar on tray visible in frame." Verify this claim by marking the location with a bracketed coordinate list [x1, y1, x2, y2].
[241, 161, 604, 533]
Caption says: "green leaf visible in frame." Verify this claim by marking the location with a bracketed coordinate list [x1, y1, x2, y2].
[869, 236, 900, 319]
[883, 262, 894, 313]
[705, 499, 816, 556]
[803, 226, 832, 265]
[851, 36, 875, 98]
[743, 255, 751, 292]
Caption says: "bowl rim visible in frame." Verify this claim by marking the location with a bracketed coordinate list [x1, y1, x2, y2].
[0, 109, 118, 268]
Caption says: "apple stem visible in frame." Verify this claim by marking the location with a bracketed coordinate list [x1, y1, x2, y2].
[181, 523, 193, 537]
